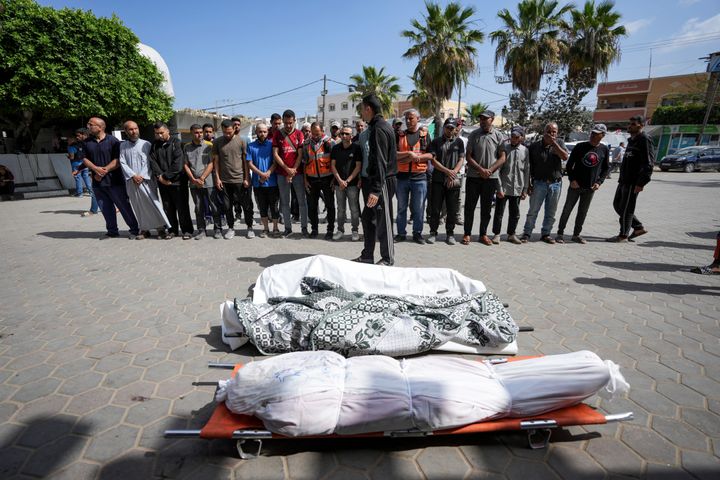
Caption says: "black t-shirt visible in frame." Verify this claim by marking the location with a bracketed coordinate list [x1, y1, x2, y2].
[565, 142, 610, 189]
[528, 139, 567, 183]
[330, 142, 362, 186]
[428, 136, 465, 183]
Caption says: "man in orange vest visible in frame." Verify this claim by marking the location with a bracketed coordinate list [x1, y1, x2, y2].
[302, 122, 336, 239]
[395, 109, 432, 244]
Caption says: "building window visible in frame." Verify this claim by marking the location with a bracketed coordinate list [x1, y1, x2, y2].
[341, 102, 348, 110]
[329, 104, 336, 112]
[342, 118, 349, 126]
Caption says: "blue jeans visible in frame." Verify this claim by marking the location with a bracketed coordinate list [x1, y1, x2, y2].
[396, 177, 427, 235]
[73, 166, 91, 195]
[523, 180, 562, 237]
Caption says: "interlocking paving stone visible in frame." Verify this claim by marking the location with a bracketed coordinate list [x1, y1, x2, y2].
[547, 445, 605, 480]
[651, 416, 709, 452]
[178, 463, 232, 480]
[125, 398, 171, 426]
[72, 405, 127, 436]
[21, 434, 88, 477]
[587, 437, 643, 477]
[285, 451, 337, 480]
[680, 450, 720, 480]
[620, 424, 677, 465]
[416, 446, 471, 479]
[11, 376, 61, 402]
[680, 408, 720, 437]
[370, 454, 424, 480]
[84, 424, 140, 462]
[656, 381, 706, 408]
[0, 445, 31, 477]
[45, 461, 101, 480]
[505, 458, 561, 480]
[16, 413, 77, 448]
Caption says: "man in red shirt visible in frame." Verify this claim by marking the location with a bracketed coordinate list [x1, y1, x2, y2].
[273, 109, 308, 237]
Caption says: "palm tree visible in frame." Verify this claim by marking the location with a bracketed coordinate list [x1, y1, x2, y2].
[402, 1, 484, 136]
[464, 102, 491, 125]
[564, 0, 627, 87]
[348, 65, 401, 118]
[490, 0, 572, 100]
[407, 76, 439, 118]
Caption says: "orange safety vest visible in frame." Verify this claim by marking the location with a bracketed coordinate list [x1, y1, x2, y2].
[397, 129, 428, 173]
[303, 138, 333, 177]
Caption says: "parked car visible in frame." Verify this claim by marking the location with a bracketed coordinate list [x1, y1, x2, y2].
[659, 146, 720, 172]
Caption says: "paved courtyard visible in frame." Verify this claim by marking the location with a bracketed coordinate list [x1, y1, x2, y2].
[0, 171, 718, 479]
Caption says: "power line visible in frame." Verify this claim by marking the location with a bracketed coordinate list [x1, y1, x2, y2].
[201, 79, 323, 111]
[466, 82, 507, 97]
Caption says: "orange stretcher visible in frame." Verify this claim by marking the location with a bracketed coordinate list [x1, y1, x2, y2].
[164, 358, 633, 459]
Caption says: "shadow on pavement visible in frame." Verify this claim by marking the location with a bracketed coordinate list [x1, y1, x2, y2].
[237, 253, 311, 268]
[636, 240, 714, 251]
[574, 277, 720, 296]
[37, 230, 106, 239]
[39, 209, 87, 215]
[594, 261, 689, 272]
[195, 325, 261, 355]
[685, 231, 718, 240]
[653, 178, 720, 188]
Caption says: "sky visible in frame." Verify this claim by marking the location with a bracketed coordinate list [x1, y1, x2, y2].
[40, 0, 720, 119]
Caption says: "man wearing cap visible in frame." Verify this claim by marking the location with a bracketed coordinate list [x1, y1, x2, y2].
[395, 108, 431, 244]
[521, 122, 569, 244]
[393, 118, 403, 135]
[426, 118, 465, 245]
[555, 124, 610, 244]
[492, 126, 529, 244]
[463, 110, 506, 246]
[607, 115, 654, 243]
[329, 121, 342, 146]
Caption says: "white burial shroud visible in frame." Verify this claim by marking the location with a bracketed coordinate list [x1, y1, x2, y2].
[216, 350, 629, 437]
[221, 254, 518, 354]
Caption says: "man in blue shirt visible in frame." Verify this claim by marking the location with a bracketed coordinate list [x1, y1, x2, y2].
[82, 117, 139, 239]
[247, 123, 279, 237]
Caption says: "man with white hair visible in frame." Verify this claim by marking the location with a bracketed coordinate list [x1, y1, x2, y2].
[119, 120, 170, 240]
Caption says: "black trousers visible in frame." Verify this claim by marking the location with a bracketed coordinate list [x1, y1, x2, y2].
[613, 183, 642, 236]
[158, 182, 193, 234]
[492, 195, 521, 235]
[190, 187, 222, 232]
[307, 176, 335, 233]
[222, 182, 253, 229]
[557, 187, 595, 236]
[361, 176, 396, 263]
[429, 181, 460, 235]
[464, 177, 497, 237]
[254, 186, 280, 220]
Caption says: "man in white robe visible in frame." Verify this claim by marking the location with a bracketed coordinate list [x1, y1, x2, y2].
[119, 120, 170, 239]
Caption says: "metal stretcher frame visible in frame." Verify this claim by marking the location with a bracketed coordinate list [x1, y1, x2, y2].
[164, 358, 633, 459]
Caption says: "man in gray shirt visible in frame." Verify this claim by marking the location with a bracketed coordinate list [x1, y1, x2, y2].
[463, 110, 506, 246]
[185, 124, 222, 239]
[492, 126, 530, 244]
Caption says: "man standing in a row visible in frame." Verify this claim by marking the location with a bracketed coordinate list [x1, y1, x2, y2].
[463, 110, 505, 246]
[354, 94, 397, 266]
[119, 120, 169, 240]
[273, 110, 308, 238]
[82, 117, 139, 239]
[607, 115, 653, 242]
[492, 126, 529, 244]
[213, 119, 253, 239]
[303, 122, 335, 239]
[184, 123, 222, 239]
[150, 122, 194, 240]
[556, 124, 610, 244]
[331, 125, 362, 241]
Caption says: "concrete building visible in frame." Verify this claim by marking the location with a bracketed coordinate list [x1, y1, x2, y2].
[393, 97, 467, 122]
[316, 92, 360, 132]
[593, 72, 709, 129]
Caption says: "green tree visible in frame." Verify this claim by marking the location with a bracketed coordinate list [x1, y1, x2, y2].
[348, 65, 401, 118]
[490, 0, 572, 100]
[402, 1, 484, 136]
[407, 76, 439, 118]
[564, 0, 627, 87]
[0, 0, 173, 152]
[464, 102, 491, 125]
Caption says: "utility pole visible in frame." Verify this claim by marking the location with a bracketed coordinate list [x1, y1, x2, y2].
[648, 49, 653, 78]
[457, 83, 462, 121]
[321, 74, 328, 130]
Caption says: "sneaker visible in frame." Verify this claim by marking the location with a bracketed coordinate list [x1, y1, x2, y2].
[128, 233, 138, 240]
[193, 230, 205, 240]
[324, 231, 333, 240]
[163, 232, 175, 240]
[283, 230, 293, 238]
[213, 230, 223, 239]
[412, 233, 424, 244]
[351, 231, 360, 242]
[301, 229, 310, 238]
[182, 233, 192, 240]
[83, 191, 91, 197]
[73, 193, 83, 198]
[259, 230, 268, 238]
[134, 233, 145, 240]
[605, 235, 628, 243]
[571, 235, 587, 244]
[628, 228, 647, 240]
[520, 234, 530, 243]
[332, 231, 343, 241]
[491, 234, 500, 244]
[224, 229, 235, 240]
[351, 256, 373, 264]
[100, 233, 119, 240]
[507, 234, 522, 245]
[376, 259, 394, 266]
[555, 235, 565, 244]
[446, 235, 456, 245]
[309, 230, 318, 239]
[81, 211, 95, 217]
[426, 234, 436, 244]
[541, 235, 556, 244]
[246, 229, 255, 239]
[394, 234, 407, 243]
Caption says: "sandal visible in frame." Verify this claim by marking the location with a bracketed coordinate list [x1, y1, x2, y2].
[690, 265, 720, 275]
[461, 235, 471, 245]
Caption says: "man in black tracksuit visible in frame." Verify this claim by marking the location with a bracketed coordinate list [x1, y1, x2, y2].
[555, 124, 610, 244]
[607, 115, 654, 242]
[150, 121, 194, 239]
[354, 94, 397, 266]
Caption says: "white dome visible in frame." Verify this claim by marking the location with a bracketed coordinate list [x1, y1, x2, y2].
[138, 43, 174, 97]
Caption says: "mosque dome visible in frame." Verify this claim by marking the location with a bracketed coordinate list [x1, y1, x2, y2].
[138, 43, 175, 98]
